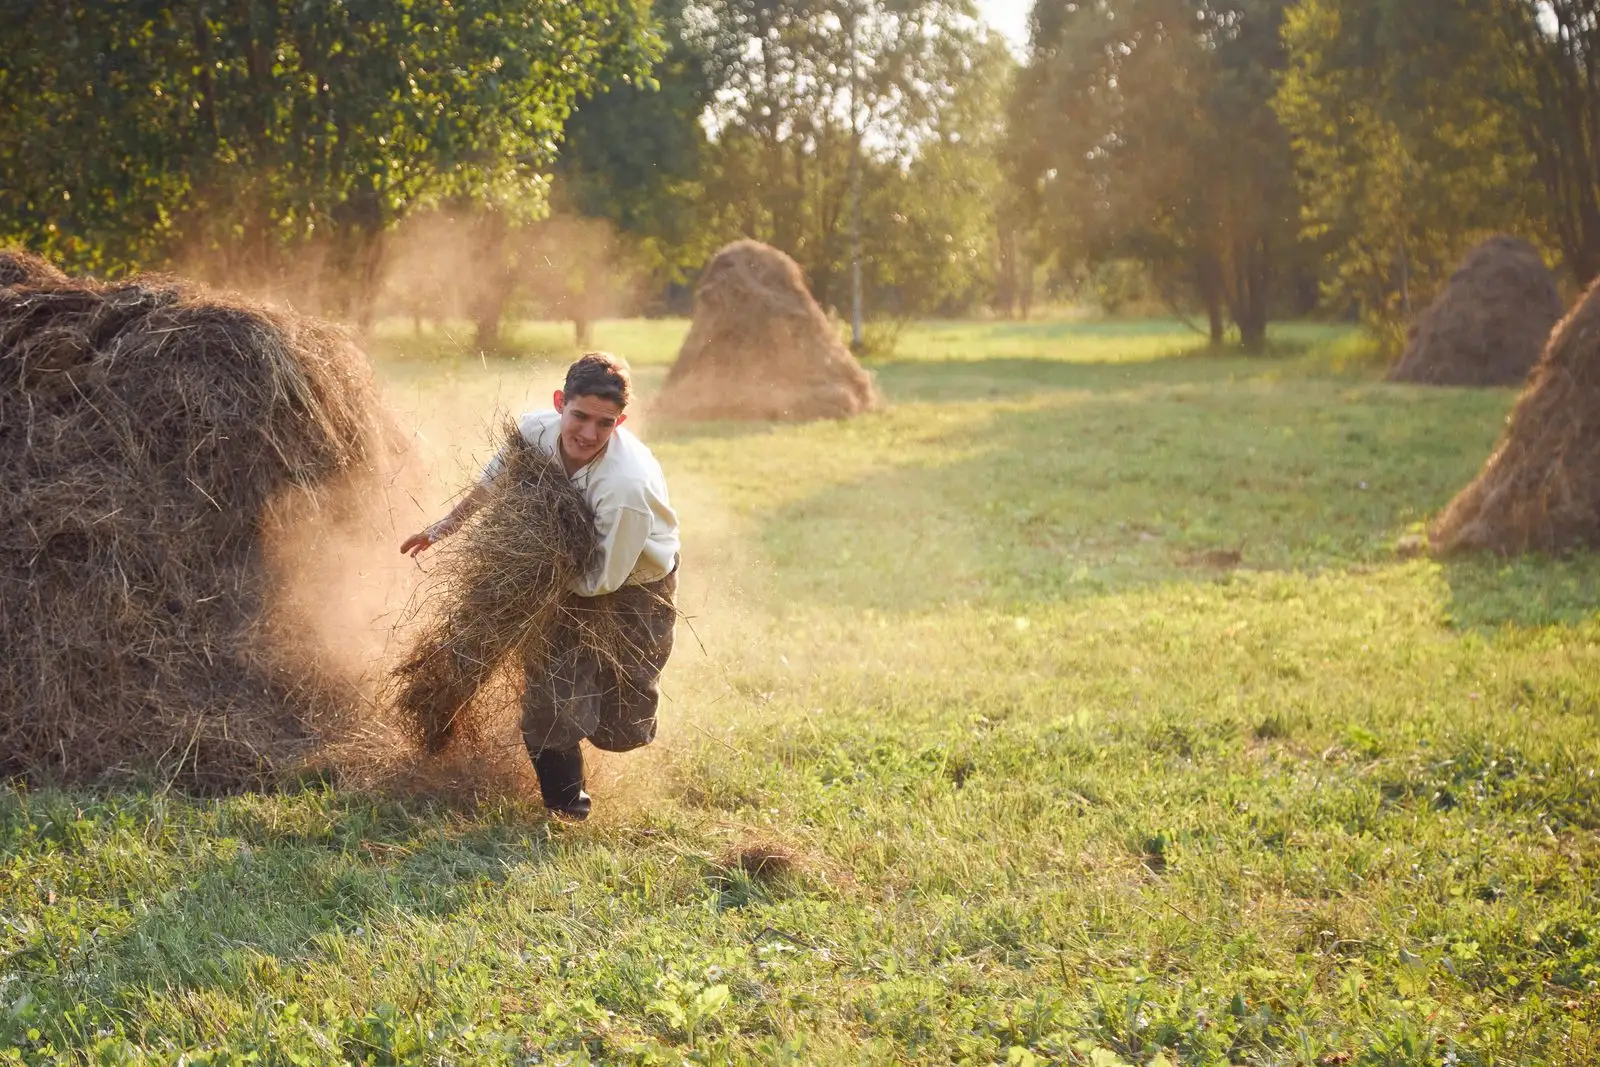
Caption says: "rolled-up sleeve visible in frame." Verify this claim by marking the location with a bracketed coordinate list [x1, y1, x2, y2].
[477, 445, 509, 487]
[576, 504, 653, 597]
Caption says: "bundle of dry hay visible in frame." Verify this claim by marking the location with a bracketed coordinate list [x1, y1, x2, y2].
[0, 260, 389, 790]
[653, 239, 879, 421]
[0, 248, 68, 289]
[389, 427, 624, 762]
[1389, 236, 1564, 387]
[1431, 275, 1600, 554]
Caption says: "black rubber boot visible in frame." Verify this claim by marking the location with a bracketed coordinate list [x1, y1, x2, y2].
[532, 746, 591, 821]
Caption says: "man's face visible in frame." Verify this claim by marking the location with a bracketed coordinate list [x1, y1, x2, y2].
[553, 390, 626, 467]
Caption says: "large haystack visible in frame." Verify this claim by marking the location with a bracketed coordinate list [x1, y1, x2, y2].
[0, 263, 389, 790]
[1390, 236, 1564, 387]
[653, 239, 879, 421]
[1431, 276, 1600, 554]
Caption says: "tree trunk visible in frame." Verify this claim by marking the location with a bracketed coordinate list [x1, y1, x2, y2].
[572, 252, 604, 350]
[324, 184, 387, 331]
[474, 295, 508, 352]
[995, 224, 1017, 319]
[1019, 251, 1034, 321]
[1238, 307, 1268, 349]
[351, 226, 386, 336]
[471, 212, 512, 352]
[1235, 238, 1271, 350]
[1196, 253, 1226, 345]
[1396, 234, 1411, 319]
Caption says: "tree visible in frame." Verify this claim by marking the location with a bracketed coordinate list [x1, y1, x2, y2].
[1274, 0, 1544, 336]
[0, 0, 658, 325]
[685, 0, 1005, 318]
[1010, 0, 1302, 346]
[1503, 1, 1600, 284]
[443, 0, 730, 349]
[557, 0, 721, 292]
[861, 42, 1016, 321]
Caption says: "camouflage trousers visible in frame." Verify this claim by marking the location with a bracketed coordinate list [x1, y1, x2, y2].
[520, 567, 677, 755]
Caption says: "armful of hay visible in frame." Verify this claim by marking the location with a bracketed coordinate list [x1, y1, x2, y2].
[389, 426, 604, 752]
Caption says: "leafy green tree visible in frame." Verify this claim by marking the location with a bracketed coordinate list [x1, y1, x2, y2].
[557, 0, 721, 290]
[1010, 0, 1302, 346]
[1017, 0, 1305, 343]
[860, 43, 1015, 320]
[0, 0, 657, 325]
[442, 0, 728, 349]
[686, 0, 1007, 318]
[1274, 0, 1543, 336]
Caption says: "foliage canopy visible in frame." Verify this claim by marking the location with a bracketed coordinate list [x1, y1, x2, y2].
[0, 0, 658, 319]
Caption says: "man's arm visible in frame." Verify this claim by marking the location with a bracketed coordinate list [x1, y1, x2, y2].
[575, 505, 653, 596]
[399, 483, 492, 558]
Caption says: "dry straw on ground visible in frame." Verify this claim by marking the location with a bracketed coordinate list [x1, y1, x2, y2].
[653, 239, 879, 421]
[387, 427, 629, 780]
[719, 840, 801, 883]
[1432, 275, 1600, 554]
[1389, 236, 1565, 387]
[0, 258, 391, 790]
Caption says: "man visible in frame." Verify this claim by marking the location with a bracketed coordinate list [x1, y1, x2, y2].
[400, 353, 679, 821]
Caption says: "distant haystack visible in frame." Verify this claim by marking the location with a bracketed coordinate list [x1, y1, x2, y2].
[1431, 275, 1600, 555]
[1389, 236, 1564, 387]
[653, 239, 879, 421]
[0, 262, 390, 790]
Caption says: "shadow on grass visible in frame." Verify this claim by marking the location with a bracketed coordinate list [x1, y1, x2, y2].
[647, 349, 1320, 445]
[0, 788, 562, 1004]
[1438, 555, 1600, 631]
[737, 362, 1520, 613]
[868, 353, 1252, 404]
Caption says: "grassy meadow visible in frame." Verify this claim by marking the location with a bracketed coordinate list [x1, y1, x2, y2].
[3, 319, 1600, 1065]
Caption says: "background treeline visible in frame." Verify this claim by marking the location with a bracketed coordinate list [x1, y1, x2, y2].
[3, 0, 1598, 350]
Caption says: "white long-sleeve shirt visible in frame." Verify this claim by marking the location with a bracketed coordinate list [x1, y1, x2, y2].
[480, 410, 679, 597]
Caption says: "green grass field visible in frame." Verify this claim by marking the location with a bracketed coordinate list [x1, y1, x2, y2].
[4, 320, 1599, 1065]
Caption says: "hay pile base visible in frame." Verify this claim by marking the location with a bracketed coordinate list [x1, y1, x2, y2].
[1432, 275, 1600, 554]
[653, 239, 879, 421]
[1390, 236, 1564, 387]
[389, 428, 625, 767]
[0, 260, 387, 790]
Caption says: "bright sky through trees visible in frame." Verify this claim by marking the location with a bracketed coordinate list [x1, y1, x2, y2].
[976, 0, 1029, 50]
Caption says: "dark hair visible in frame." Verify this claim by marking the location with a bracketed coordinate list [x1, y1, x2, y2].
[563, 351, 632, 408]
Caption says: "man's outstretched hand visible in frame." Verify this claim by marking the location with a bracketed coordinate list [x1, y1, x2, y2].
[400, 493, 478, 558]
[400, 531, 434, 558]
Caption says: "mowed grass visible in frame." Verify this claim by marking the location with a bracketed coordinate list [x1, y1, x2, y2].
[4, 320, 1600, 1065]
